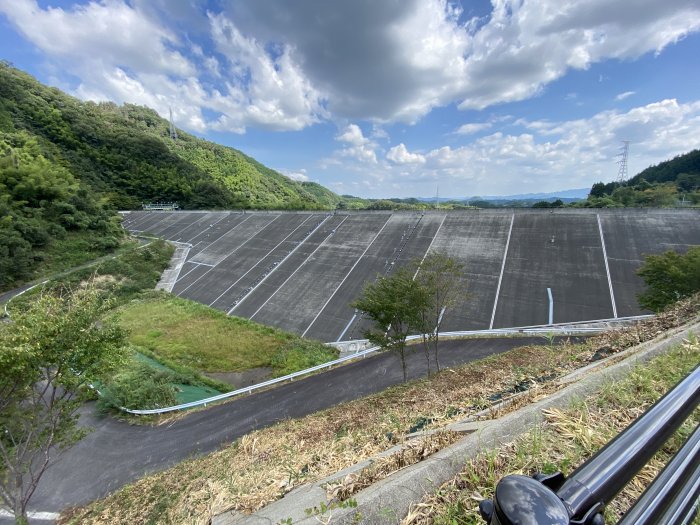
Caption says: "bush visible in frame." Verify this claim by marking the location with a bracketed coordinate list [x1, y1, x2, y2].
[97, 362, 179, 412]
[270, 339, 338, 377]
[637, 247, 700, 311]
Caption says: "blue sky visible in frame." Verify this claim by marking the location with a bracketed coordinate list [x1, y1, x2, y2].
[1, 0, 699, 198]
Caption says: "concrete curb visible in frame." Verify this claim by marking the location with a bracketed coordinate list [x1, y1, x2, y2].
[213, 319, 699, 525]
[155, 241, 191, 293]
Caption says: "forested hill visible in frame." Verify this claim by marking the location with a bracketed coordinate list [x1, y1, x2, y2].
[0, 62, 340, 290]
[0, 62, 339, 210]
[629, 149, 700, 186]
[586, 149, 700, 207]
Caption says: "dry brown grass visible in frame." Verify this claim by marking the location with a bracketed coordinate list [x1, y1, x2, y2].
[325, 431, 462, 502]
[61, 295, 699, 525]
[402, 337, 700, 525]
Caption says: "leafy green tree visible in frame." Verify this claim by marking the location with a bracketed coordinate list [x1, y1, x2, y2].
[637, 247, 700, 311]
[352, 267, 427, 381]
[0, 284, 127, 523]
[414, 252, 467, 373]
[589, 182, 607, 198]
[676, 172, 700, 193]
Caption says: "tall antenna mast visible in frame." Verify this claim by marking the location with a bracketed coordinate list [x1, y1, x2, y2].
[169, 106, 178, 140]
[616, 140, 630, 184]
[435, 185, 439, 209]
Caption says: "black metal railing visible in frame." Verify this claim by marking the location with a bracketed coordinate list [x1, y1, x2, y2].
[479, 364, 700, 525]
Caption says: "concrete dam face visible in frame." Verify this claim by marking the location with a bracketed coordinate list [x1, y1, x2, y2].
[121, 209, 700, 342]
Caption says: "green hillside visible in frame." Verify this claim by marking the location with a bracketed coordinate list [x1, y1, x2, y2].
[0, 62, 338, 211]
[0, 62, 341, 290]
[631, 149, 700, 186]
[586, 149, 700, 207]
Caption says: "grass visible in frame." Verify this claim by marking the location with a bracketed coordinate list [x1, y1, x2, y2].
[402, 337, 700, 524]
[0, 230, 122, 294]
[31, 231, 120, 274]
[5, 238, 175, 312]
[113, 293, 337, 375]
[58, 295, 699, 525]
[133, 353, 223, 403]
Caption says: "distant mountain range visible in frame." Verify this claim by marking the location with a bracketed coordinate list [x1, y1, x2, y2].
[417, 188, 590, 202]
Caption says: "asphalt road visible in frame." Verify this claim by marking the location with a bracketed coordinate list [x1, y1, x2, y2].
[23, 336, 568, 519]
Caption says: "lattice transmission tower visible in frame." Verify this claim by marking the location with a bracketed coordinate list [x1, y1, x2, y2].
[616, 140, 630, 184]
[169, 106, 178, 140]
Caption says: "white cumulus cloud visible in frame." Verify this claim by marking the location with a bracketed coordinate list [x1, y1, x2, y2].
[338, 98, 700, 197]
[387, 143, 426, 164]
[455, 122, 493, 135]
[2, 0, 699, 134]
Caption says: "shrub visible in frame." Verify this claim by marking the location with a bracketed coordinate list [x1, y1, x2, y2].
[637, 246, 700, 311]
[97, 362, 179, 412]
[270, 339, 338, 377]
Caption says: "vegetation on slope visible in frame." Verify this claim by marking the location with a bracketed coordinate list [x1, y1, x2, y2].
[638, 246, 700, 311]
[0, 130, 123, 290]
[404, 337, 700, 524]
[0, 62, 339, 212]
[113, 294, 337, 377]
[584, 149, 700, 207]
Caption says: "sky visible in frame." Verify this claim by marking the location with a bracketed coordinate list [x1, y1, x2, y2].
[1, 1, 699, 199]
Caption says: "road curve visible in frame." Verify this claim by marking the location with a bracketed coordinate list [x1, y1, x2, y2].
[26, 336, 569, 519]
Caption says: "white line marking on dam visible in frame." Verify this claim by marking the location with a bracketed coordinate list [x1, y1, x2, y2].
[597, 214, 618, 319]
[490, 214, 515, 329]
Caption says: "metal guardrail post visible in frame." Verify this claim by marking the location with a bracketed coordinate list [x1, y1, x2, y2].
[480, 364, 700, 525]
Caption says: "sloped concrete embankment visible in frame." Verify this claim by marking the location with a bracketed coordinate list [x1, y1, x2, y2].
[155, 241, 191, 292]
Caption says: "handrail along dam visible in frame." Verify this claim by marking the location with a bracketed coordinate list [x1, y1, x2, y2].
[121, 209, 700, 342]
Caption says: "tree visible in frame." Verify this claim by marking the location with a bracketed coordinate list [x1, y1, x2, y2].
[0, 284, 127, 523]
[589, 182, 607, 198]
[637, 247, 700, 312]
[676, 172, 700, 193]
[414, 252, 467, 373]
[352, 267, 427, 382]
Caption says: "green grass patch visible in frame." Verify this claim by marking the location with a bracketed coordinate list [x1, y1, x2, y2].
[134, 349, 230, 395]
[270, 338, 340, 377]
[134, 353, 223, 403]
[30, 230, 121, 278]
[97, 351, 225, 412]
[113, 294, 338, 375]
[5, 238, 174, 313]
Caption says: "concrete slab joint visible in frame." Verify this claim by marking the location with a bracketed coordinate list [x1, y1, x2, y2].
[213, 319, 699, 525]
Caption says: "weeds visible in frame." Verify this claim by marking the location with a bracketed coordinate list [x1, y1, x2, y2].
[402, 337, 700, 524]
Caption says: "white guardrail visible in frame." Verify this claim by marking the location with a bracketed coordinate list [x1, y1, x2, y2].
[2, 280, 49, 318]
[122, 315, 653, 415]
